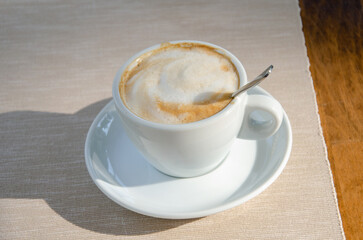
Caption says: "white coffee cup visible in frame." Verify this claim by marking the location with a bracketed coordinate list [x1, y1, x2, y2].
[112, 40, 283, 178]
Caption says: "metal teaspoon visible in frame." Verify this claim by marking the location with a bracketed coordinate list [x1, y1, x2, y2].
[231, 65, 273, 98]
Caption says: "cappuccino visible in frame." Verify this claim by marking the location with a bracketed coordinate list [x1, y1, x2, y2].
[119, 43, 239, 124]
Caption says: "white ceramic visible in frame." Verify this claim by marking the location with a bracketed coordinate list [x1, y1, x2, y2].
[112, 40, 284, 177]
[84, 87, 292, 219]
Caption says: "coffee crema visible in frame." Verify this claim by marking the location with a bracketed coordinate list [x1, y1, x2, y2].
[119, 42, 239, 124]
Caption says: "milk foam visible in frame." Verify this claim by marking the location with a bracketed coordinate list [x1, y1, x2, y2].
[121, 44, 239, 124]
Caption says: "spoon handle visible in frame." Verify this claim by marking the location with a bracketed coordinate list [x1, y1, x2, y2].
[231, 65, 273, 98]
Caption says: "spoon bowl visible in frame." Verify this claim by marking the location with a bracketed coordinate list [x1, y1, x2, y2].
[193, 65, 274, 105]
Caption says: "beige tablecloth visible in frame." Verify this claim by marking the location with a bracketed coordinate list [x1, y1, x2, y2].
[0, 0, 344, 239]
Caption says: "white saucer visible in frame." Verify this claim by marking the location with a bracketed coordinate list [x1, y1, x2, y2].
[85, 87, 292, 219]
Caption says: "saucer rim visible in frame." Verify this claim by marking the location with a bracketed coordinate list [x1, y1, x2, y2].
[85, 87, 293, 219]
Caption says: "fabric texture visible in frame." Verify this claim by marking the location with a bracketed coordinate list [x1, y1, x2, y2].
[0, 0, 344, 239]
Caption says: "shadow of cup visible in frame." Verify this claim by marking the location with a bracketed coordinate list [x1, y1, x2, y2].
[0, 98, 196, 235]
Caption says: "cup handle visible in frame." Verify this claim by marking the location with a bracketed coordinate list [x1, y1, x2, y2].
[238, 95, 283, 140]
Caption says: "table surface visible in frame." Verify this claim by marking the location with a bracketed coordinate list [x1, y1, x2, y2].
[0, 0, 351, 238]
[300, 0, 363, 239]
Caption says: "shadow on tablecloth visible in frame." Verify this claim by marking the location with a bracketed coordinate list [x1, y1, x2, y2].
[0, 98, 196, 235]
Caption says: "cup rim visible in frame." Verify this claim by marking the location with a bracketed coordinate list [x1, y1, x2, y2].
[112, 40, 248, 130]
